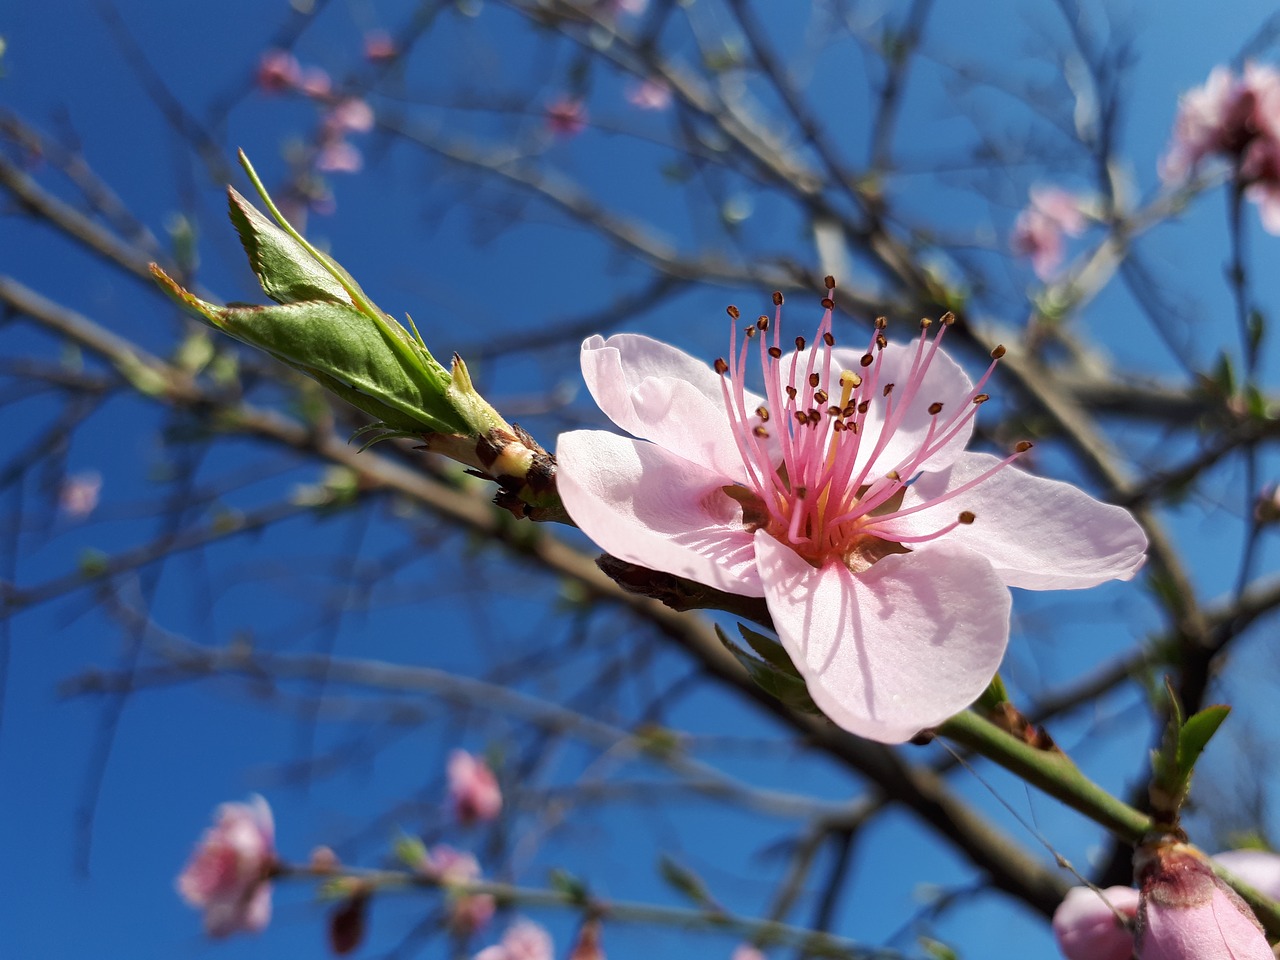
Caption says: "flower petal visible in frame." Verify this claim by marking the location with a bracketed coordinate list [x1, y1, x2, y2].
[1052, 886, 1139, 960]
[753, 533, 1009, 742]
[887, 452, 1147, 590]
[580, 334, 756, 475]
[557, 429, 763, 595]
[1212, 850, 1280, 901]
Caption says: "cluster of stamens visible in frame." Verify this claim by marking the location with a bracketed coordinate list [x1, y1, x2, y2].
[715, 277, 1030, 568]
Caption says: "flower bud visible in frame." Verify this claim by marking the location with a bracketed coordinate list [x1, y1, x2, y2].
[1052, 885, 1139, 960]
[1135, 843, 1274, 960]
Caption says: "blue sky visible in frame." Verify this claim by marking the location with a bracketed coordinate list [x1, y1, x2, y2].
[4, 1, 1280, 958]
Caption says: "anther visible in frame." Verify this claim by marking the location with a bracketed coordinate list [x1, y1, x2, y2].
[991, 344, 1007, 359]
[808, 373, 821, 389]
[772, 291, 784, 306]
[768, 346, 783, 359]
[928, 402, 943, 415]
[941, 311, 956, 325]
[745, 326, 757, 339]
[920, 317, 932, 330]
[821, 297, 835, 310]
[795, 336, 806, 350]
[875, 317, 887, 329]
[973, 393, 990, 404]
[753, 426, 769, 438]
[883, 382, 895, 397]
[827, 405, 842, 416]
[831, 419, 845, 431]
[886, 470, 901, 481]
[822, 331, 835, 346]
[857, 400, 870, 414]
[785, 385, 798, 399]
[958, 511, 976, 525]
[824, 275, 836, 290]
[843, 404, 857, 417]
[727, 305, 740, 319]
[794, 486, 807, 499]
[859, 353, 874, 367]
[794, 411, 808, 424]
[1015, 440, 1034, 453]
[714, 358, 728, 374]
[756, 316, 769, 331]
[814, 390, 828, 405]
[807, 409, 822, 424]
[756, 406, 769, 422]
[875, 334, 888, 350]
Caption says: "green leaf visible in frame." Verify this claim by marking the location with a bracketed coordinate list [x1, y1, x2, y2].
[547, 868, 589, 905]
[1177, 704, 1230, 775]
[736, 622, 800, 676]
[716, 625, 821, 714]
[227, 187, 352, 306]
[658, 855, 722, 914]
[393, 833, 429, 870]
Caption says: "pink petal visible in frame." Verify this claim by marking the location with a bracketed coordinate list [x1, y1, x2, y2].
[557, 430, 763, 595]
[888, 452, 1147, 590]
[1052, 886, 1139, 960]
[753, 534, 1010, 742]
[1140, 884, 1274, 960]
[580, 334, 757, 477]
[1213, 850, 1280, 901]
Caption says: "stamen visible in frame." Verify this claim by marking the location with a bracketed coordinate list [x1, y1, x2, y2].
[756, 406, 769, 422]
[928, 402, 943, 415]
[727, 305, 740, 319]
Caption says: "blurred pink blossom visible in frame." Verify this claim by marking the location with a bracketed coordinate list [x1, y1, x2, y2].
[601, 0, 647, 16]
[364, 30, 398, 62]
[299, 67, 333, 99]
[176, 795, 276, 938]
[58, 470, 101, 519]
[556, 292, 1146, 743]
[731, 946, 766, 960]
[546, 97, 588, 138]
[1135, 844, 1273, 960]
[315, 140, 364, 174]
[1160, 63, 1280, 183]
[256, 49, 301, 93]
[329, 98, 376, 135]
[474, 920, 554, 960]
[447, 750, 503, 824]
[626, 78, 672, 111]
[1052, 885, 1140, 960]
[427, 845, 495, 934]
[1010, 187, 1086, 281]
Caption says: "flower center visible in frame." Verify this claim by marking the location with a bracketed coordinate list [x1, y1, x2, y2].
[715, 278, 1027, 571]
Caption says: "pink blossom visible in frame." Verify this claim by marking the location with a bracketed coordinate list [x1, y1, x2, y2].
[1052, 885, 1140, 960]
[256, 49, 301, 93]
[1160, 63, 1280, 183]
[1135, 844, 1274, 960]
[364, 30, 398, 62]
[427, 845, 495, 933]
[546, 97, 588, 139]
[555, 288, 1147, 742]
[474, 920, 554, 960]
[1211, 849, 1280, 899]
[600, 0, 648, 16]
[299, 67, 333, 99]
[447, 750, 503, 824]
[731, 946, 766, 960]
[316, 140, 364, 174]
[626, 78, 672, 111]
[329, 98, 376, 135]
[59, 470, 102, 519]
[1011, 188, 1086, 281]
[176, 795, 276, 937]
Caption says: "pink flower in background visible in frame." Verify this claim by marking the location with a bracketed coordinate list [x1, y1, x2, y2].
[1053, 849, 1280, 960]
[299, 66, 333, 99]
[546, 97, 588, 138]
[58, 470, 101, 519]
[427, 845, 495, 933]
[315, 140, 364, 174]
[364, 30, 398, 62]
[731, 946, 766, 960]
[1135, 844, 1274, 960]
[1160, 63, 1280, 182]
[475, 920, 554, 960]
[176, 796, 276, 937]
[626, 78, 672, 111]
[447, 750, 503, 824]
[256, 49, 301, 93]
[1011, 187, 1086, 280]
[1052, 885, 1140, 960]
[600, 0, 648, 16]
[329, 98, 376, 135]
[556, 287, 1147, 742]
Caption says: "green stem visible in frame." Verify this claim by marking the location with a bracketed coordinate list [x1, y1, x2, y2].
[937, 710, 1151, 842]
